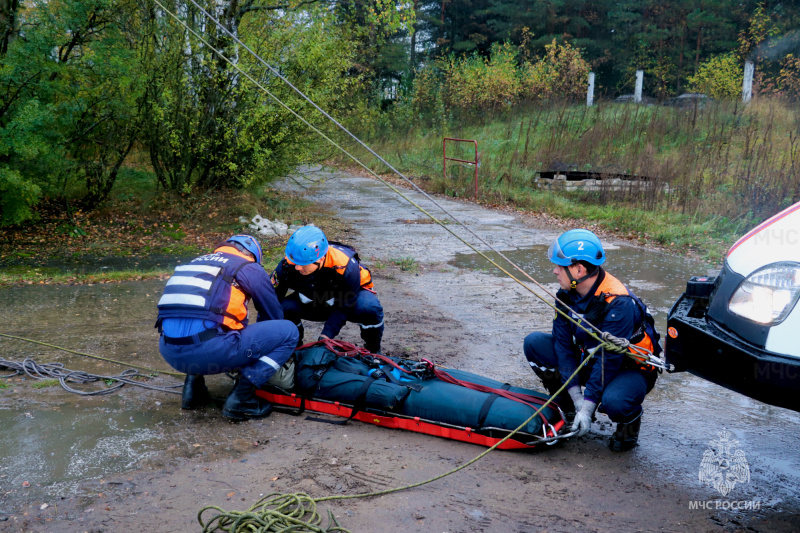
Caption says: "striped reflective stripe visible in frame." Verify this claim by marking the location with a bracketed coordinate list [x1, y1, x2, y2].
[259, 356, 281, 370]
[165, 276, 212, 290]
[158, 294, 207, 307]
[175, 265, 221, 275]
[358, 320, 384, 329]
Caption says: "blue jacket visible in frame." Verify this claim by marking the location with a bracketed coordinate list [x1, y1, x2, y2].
[158, 245, 283, 337]
[272, 243, 374, 337]
[552, 269, 658, 403]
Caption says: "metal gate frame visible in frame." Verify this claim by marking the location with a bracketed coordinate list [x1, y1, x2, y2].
[443, 137, 479, 198]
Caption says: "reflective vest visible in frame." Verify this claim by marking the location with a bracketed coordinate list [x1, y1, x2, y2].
[576, 271, 662, 369]
[274, 242, 374, 306]
[157, 246, 253, 330]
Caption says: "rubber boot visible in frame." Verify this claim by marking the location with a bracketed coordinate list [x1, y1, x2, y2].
[295, 323, 305, 347]
[360, 327, 382, 354]
[222, 377, 273, 422]
[181, 374, 210, 410]
[609, 411, 642, 452]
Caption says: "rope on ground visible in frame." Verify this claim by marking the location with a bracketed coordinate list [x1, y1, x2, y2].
[198, 493, 349, 533]
[0, 356, 182, 396]
[0, 332, 184, 377]
[197, 353, 593, 532]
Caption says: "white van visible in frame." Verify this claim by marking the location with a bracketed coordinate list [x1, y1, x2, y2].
[665, 201, 800, 412]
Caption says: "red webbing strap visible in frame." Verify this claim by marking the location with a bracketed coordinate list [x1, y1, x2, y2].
[257, 390, 540, 450]
[302, 339, 559, 427]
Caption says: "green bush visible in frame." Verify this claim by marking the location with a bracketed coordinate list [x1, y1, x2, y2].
[688, 52, 743, 99]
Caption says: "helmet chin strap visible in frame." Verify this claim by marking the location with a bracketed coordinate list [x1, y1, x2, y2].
[566, 263, 593, 291]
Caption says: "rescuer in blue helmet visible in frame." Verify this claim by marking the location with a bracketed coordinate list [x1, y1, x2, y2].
[271, 225, 384, 353]
[523, 229, 660, 451]
[156, 234, 299, 421]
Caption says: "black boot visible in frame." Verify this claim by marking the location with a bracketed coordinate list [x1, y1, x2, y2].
[360, 327, 382, 354]
[609, 411, 642, 452]
[222, 377, 273, 421]
[181, 374, 210, 410]
[295, 323, 305, 347]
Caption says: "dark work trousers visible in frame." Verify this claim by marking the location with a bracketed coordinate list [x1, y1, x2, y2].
[281, 289, 384, 349]
[523, 331, 657, 423]
[159, 320, 299, 387]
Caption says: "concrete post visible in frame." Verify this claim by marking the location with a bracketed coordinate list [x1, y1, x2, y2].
[634, 70, 643, 103]
[743, 61, 754, 103]
[587, 72, 595, 107]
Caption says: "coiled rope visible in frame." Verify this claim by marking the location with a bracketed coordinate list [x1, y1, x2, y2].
[196, 355, 592, 532]
[0, 356, 182, 395]
[0, 332, 183, 395]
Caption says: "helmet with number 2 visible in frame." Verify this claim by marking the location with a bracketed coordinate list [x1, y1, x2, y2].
[547, 229, 605, 267]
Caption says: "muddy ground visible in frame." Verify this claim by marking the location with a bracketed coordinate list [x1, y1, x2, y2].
[1, 166, 799, 532]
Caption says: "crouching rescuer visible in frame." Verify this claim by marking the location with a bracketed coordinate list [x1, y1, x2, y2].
[271, 225, 384, 353]
[523, 229, 660, 451]
[156, 235, 299, 421]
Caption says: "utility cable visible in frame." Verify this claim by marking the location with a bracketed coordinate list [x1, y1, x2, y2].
[151, 0, 667, 370]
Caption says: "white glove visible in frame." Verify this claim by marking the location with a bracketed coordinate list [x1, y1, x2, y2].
[567, 386, 584, 412]
[571, 399, 597, 437]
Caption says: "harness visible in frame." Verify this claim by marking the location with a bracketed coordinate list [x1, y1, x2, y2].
[562, 271, 661, 371]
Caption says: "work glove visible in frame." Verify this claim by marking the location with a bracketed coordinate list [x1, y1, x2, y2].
[571, 399, 597, 437]
[567, 385, 584, 412]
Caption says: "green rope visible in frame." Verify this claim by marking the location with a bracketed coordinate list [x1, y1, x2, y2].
[199, 493, 349, 532]
[197, 355, 594, 532]
[150, 0, 664, 370]
[0, 332, 183, 377]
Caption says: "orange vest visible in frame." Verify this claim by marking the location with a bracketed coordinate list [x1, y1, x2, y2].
[592, 272, 656, 366]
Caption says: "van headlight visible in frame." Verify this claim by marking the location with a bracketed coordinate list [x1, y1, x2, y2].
[729, 262, 800, 325]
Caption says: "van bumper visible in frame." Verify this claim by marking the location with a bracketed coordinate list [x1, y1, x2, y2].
[666, 294, 800, 412]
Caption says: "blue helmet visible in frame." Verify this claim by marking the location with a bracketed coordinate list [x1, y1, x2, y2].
[285, 225, 329, 266]
[227, 234, 262, 263]
[547, 229, 605, 267]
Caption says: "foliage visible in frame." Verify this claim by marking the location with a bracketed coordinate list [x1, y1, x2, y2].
[359, 98, 800, 260]
[520, 39, 590, 101]
[772, 55, 800, 101]
[0, 0, 142, 225]
[0, 167, 41, 226]
[140, 2, 359, 192]
[444, 43, 520, 111]
[688, 53, 743, 99]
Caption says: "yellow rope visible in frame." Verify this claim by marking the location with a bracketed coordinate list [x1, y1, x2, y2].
[150, 0, 661, 367]
[197, 356, 593, 531]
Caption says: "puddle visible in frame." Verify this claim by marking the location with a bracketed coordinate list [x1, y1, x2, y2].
[450, 244, 709, 331]
[0, 397, 168, 500]
[0, 279, 271, 508]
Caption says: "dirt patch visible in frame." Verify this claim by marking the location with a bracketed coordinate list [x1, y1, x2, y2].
[2, 167, 798, 532]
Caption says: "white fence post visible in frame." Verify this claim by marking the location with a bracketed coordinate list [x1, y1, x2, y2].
[634, 70, 643, 103]
[743, 61, 754, 103]
[587, 72, 595, 107]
